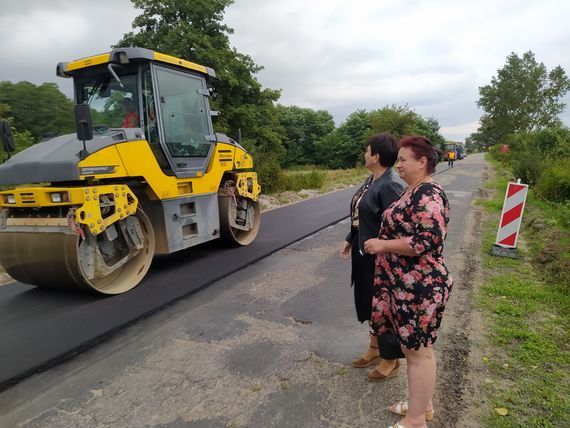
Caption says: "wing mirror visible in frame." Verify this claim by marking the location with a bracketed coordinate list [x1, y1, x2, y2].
[75, 104, 93, 159]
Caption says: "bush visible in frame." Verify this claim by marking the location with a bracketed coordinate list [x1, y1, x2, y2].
[14, 130, 36, 153]
[488, 144, 511, 164]
[535, 158, 570, 202]
[511, 154, 543, 186]
[488, 126, 570, 205]
[286, 164, 326, 171]
[281, 170, 326, 191]
[255, 153, 286, 194]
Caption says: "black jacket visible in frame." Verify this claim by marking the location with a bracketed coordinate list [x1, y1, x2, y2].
[346, 168, 406, 254]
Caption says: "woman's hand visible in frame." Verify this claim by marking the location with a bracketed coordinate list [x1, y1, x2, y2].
[340, 241, 351, 259]
[363, 238, 386, 255]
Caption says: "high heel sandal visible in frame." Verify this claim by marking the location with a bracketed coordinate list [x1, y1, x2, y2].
[390, 400, 434, 421]
[367, 359, 400, 381]
[352, 344, 380, 368]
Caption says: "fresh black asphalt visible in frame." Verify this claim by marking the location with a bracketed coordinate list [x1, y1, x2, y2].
[0, 187, 355, 391]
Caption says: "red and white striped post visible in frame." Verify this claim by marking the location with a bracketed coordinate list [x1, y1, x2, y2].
[492, 179, 529, 258]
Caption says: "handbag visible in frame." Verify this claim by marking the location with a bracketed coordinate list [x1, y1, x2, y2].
[377, 333, 405, 359]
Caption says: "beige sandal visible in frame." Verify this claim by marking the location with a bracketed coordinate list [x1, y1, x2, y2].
[390, 400, 434, 421]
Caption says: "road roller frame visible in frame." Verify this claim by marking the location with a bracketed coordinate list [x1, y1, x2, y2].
[0, 184, 139, 236]
[0, 47, 262, 294]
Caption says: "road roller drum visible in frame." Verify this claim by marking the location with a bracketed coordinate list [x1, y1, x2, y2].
[0, 208, 155, 294]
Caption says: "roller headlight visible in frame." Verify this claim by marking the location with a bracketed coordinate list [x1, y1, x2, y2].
[5, 194, 16, 204]
[50, 192, 69, 203]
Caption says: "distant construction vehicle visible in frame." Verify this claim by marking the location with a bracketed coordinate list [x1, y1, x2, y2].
[0, 48, 261, 294]
[442, 142, 464, 160]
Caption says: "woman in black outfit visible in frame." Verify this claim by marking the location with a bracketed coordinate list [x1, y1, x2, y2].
[340, 133, 405, 381]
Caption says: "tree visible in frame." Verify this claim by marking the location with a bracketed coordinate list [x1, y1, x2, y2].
[369, 105, 446, 149]
[464, 135, 486, 153]
[0, 103, 10, 120]
[315, 110, 372, 169]
[0, 81, 75, 140]
[315, 106, 447, 169]
[276, 105, 335, 166]
[0, 101, 37, 160]
[477, 51, 570, 143]
[411, 116, 446, 148]
[369, 105, 418, 139]
[116, 0, 285, 190]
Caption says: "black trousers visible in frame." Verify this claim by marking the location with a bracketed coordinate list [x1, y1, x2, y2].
[351, 231, 375, 323]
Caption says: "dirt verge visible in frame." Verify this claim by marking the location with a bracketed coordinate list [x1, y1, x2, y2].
[432, 165, 490, 428]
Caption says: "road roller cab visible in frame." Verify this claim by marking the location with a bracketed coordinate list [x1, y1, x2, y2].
[0, 48, 261, 295]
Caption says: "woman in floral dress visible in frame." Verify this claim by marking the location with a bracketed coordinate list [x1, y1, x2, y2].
[364, 135, 453, 428]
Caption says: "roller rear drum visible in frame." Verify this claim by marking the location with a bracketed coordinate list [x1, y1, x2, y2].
[218, 195, 260, 246]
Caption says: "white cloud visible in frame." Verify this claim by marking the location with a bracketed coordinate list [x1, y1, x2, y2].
[440, 120, 481, 142]
[225, 0, 570, 137]
[0, 0, 569, 140]
[0, 1, 138, 96]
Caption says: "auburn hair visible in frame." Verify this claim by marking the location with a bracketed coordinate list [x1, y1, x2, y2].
[398, 135, 437, 174]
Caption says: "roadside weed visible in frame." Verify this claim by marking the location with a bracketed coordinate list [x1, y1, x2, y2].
[476, 163, 570, 427]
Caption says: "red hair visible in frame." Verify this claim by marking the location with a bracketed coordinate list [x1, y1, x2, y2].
[398, 135, 437, 174]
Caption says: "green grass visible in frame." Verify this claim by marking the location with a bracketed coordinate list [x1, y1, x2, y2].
[320, 167, 370, 190]
[271, 167, 369, 194]
[527, 193, 570, 229]
[280, 170, 326, 191]
[475, 163, 570, 427]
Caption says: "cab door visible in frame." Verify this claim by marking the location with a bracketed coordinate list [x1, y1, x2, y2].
[152, 64, 216, 178]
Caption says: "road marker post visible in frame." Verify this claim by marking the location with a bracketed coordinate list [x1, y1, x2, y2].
[491, 179, 529, 258]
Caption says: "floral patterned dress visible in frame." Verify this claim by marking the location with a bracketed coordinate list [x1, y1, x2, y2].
[371, 182, 453, 350]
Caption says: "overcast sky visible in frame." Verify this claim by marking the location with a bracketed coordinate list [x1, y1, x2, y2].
[0, 0, 569, 141]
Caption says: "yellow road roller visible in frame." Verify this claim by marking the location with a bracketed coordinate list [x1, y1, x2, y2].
[0, 47, 261, 294]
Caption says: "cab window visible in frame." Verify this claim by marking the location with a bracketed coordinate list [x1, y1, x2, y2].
[76, 73, 139, 133]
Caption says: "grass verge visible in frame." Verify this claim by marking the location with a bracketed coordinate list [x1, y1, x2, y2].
[475, 157, 570, 427]
[260, 167, 369, 210]
[280, 167, 369, 193]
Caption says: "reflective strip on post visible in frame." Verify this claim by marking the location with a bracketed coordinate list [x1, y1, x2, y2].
[495, 181, 529, 248]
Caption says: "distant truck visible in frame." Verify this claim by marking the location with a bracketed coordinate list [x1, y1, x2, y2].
[442, 142, 464, 160]
[442, 142, 456, 161]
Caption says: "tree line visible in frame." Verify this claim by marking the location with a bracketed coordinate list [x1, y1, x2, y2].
[469, 50, 570, 204]
[0, 81, 75, 153]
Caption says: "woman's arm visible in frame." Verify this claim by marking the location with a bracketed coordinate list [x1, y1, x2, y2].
[340, 240, 351, 259]
[363, 237, 418, 257]
[365, 184, 448, 257]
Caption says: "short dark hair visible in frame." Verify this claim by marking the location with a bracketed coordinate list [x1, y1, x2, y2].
[368, 132, 398, 167]
[398, 135, 438, 174]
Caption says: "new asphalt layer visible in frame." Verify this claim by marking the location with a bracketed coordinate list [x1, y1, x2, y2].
[0, 187, 355, 391]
